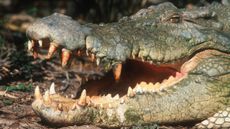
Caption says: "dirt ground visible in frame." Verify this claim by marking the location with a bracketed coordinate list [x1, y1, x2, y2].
[0, 59, 104, 129]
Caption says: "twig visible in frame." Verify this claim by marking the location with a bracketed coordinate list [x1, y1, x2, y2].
[0, 90, 18, 99]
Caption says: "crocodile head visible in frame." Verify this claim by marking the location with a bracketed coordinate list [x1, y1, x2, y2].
[26, 2, 230, 128]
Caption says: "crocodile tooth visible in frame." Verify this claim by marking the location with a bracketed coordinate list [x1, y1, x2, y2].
[154, 82, 161, 90]
[86, 49, 89, 56]
[113, 94, 120, 100]
[135, 85, 143, 94]
[61, 49, 71, 67]
[132, 53, 135, 59]
[96, 58, 100, 66]
[71, 94, 75, 98]
[127, 87, 135, 97]
[28, 40, 34, 51]
[106, 94, 112, 99]
[161, 79, 168, 88]
[78, 89, 87, 106]
[49, 82, 56, 95]
[141, 57, 144, 62]
[148, 82, 154, 87]
[140, 81, 147, 87]
[113, 63, 122, 82]
[162, 79, 167, 84]
[164, 76, 175, 86]
[46, 43, 58, 59]
[38, 40, 43, 47]
[90, 54, 95, 61]
[71, 104, 76, 110]
[34, 86, 42, 100]
[120, 98, 125, 104]
[58, 103, 63, 111]
[168, 76, 174, 81]
[43, 90, 51, 103]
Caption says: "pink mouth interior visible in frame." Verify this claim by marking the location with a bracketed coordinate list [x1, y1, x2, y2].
[82, 59, 186, 97]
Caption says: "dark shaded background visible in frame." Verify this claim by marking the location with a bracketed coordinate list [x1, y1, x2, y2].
[0, 0, 222, 23]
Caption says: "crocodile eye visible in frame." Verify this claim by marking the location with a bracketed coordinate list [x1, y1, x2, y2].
[168, 15, 182, 23]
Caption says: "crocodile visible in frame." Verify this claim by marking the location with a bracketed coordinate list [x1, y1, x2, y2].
[26, 2, 230, 128]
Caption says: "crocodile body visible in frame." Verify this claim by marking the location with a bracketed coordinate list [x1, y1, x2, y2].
[26, 2, 230, 128]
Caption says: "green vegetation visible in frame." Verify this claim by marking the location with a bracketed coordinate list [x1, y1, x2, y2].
[2, 83, 32, 92]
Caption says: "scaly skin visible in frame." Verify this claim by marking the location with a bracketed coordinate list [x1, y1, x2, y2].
[27, 2, 230, 128]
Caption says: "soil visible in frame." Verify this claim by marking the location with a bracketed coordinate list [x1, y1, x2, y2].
[0, 59, 104, 129]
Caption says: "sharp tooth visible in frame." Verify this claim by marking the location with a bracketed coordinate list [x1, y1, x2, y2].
[96, 58, 100, 66]
[58, 103, 63, 111]
[71, 104, 76, 110]
[148, 83, 154, 87]
[86, 49, 89, 56]
[113, 63, 122, 82]
[141, 57, 144, 62]
[71, 94, 75, 98]
[28, 40, 34, 51]
[90, 54, 95, 61]
[34, 86, 42, 100]
[120, 98, 125, 104]
[127, 87, 135, 97]
[167, 76, 175, 84]
[46, 43, 58, 59]
[38, 40, 43, 47]
[61, 49, 71, 67]
[78, 89, 87, 106]
[113, 94, 120, 100]
[106, 94, 112, 99]
[49, 82, 56, 95]
[140, 81, 147, 86]
[154, 82, 161, 90]
[168, 76, 174, 80]
[43, 90, 51, 103]
[135, 85, 143, 94]
[132, 53, 135, 59]
[162, 79, 167, 84]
